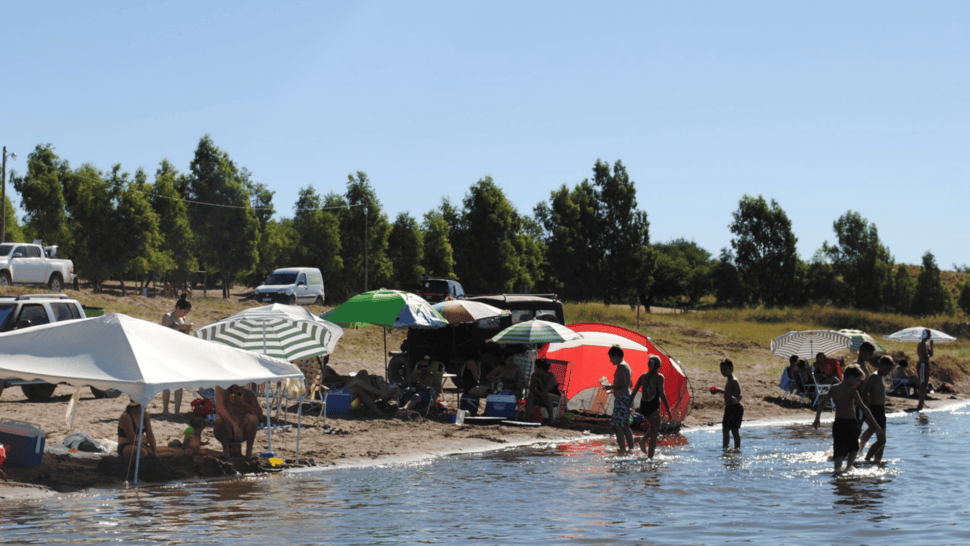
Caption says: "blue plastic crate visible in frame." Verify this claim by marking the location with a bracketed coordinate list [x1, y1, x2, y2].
[325, 388, 352, 415]
[0, 419, 46, 467]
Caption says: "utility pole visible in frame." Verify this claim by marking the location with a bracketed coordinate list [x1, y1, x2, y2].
[1, 146, 16, 243]
[364, 205, 369, 292]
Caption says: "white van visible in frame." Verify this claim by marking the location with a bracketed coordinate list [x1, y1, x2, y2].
[255, 267, 325, 305]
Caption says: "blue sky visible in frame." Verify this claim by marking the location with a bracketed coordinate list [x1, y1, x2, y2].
[4, 1, 967, 268]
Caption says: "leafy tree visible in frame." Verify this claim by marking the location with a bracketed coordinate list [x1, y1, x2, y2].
[149, 160, 196, 285]
[823, 211, 893, 310]
[514, 216, 547, 293]
[593, 160, 650, 305]
[2, 195, 24, 242]
[186, 135, 259, 298]
[958, 280, 970, 317]
[802, 251, 840, 306]
[888, 264, 915, 314]
[647, 249, 688, 307]
[338, 172, 391, 296]
[535, 181, 602, 300]
[421, 210, 455, 279]
[728, 195, 800, 307]
[712, 248, 747, 307]
[452, 177, 525, 294]
[111, 166, 162, 296]
[910, 251, 953, 317]
[387, 212, 425, 291]
[62, 163, 114, 292]
[10, 144, 71, 250]
[290, 187, 343, 301]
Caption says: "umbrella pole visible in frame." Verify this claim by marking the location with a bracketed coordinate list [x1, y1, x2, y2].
[295, 392, 303, 464]
[265, 382, 273, 453]
[384, 329, 388, 380]
[134, 405, 146, 485]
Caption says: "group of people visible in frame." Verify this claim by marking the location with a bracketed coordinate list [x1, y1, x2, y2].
[458, 349, 562, 423]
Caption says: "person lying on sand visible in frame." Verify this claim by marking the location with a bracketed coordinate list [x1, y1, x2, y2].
[323, 367, 399, 416]
[214, 385, 263, 459]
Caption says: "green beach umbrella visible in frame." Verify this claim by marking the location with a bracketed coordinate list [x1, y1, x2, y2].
[321, 289, 448, 377]
[491, 319, 584, 345]
[838, 329, 886, 354]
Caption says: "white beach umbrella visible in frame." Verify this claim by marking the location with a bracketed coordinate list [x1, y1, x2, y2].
[770, 330, 853, 360]
[883, 327, 957, 343]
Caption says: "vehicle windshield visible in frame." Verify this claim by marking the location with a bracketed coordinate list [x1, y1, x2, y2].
[423, 280, 449, 293]
[0, 244, 14, 257]
[0, 304, 15, 330]
[264, 272, 298, 285]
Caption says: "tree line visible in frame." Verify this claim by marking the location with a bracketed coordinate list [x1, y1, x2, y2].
[6, 136, 967, 317]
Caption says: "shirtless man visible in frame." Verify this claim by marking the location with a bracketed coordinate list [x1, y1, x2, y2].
[916, 329, 933, 411]
[486, 352, 527, 399]
[813, 367, 884, 474]
[214, 385, 264, 458]
[711, 359, 743, 451]
[399, 356, 443, 413]
[604, 345, 634, 454]
[524, 358, 561, 424]
[631, 355, 671, 458]
[859, 356, 894, 463]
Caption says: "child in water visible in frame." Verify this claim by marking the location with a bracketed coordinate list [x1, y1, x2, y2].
[813, 366, 885, 474]
[710, 359, 742, 451]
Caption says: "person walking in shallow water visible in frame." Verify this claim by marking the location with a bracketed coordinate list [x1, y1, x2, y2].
[604, 345, 634, 454]
[630, 355, 670, 458]
[813, 367, 884, 474]
[916, 329, 933, 411]
[711, 359, 742, 451]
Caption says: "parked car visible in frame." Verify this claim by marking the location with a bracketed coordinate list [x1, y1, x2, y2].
[387, 293, 566, 386]
[0, 242, 77, 292]
[418, 277, 465, 303]
[0, 294, 120, 400]
[254, 267, 325, 305]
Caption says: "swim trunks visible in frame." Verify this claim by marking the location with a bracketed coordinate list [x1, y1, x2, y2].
[722, 403, 744, 430]
[832, 417, 860, 459]
[640, 394, 661, 417]
[869, 404, 886, 430]
[611, 395, 631, 428]
[917, 362, 930, 384]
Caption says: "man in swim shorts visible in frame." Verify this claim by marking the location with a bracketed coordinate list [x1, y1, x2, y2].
[711, 359, 743, 451]
[859, 356, 894, 463]
[916, 329, 933, 411]
[605, 345, 634, 454]
[813, 367, 884, 474]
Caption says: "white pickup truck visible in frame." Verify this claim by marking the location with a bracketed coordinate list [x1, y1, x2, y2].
[0, 242, 77, 292]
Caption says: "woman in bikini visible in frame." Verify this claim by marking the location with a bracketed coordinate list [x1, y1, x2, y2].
[630, 355, 671, 458]
[118, 400, 157, 459]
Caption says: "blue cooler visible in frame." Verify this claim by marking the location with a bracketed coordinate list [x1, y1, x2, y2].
[0, 419, 46, 467]
[325, 388, 352, 415]
[485, 394, 517, 419]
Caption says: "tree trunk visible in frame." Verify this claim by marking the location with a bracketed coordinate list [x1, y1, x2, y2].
[120, 277, 127, 298]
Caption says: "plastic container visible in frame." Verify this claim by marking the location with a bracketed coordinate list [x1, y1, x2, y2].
[455, 410, 465, 425]
[83, 306, 106, 318]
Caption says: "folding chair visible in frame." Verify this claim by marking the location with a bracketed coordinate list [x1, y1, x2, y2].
[806, 368, 833, 409]
[546, 359, 571, 421]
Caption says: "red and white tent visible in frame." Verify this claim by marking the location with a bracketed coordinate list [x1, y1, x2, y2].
[538, 322, 692, 423]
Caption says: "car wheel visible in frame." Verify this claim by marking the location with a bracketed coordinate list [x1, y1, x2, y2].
[315, 295, 324, 306]
[388, 355, 410, 385]
[90, 387, 122, 399]
[48, 273, 63, 292]
[288, 295, 297, 305]
[0, 271, 10, 286]
[22, 383, 57, 401]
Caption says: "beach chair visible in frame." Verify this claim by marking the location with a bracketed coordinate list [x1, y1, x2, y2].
[294, 357, 330, 425]
[890, 376, 915, 398]
[806, 368, 833, 409]
[779, 369, 810, 406]
[546, 359, 571, 420]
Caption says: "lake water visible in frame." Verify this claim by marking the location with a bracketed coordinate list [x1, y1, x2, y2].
[3, 403, 970, 545]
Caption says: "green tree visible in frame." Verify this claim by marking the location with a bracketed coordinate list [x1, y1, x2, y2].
[149, 160, 196, 285]
[823, 211, 893, 310]
[729, 195, 800, 307]
[514, 216, 547, 293]
[593, 160, 650, 305]
[535, 181, 602, 300]
[336, 173, 391, 296]
[2, 195, 24, 242]
[453, 177, 523, 294]
[712, 249, 747, 307]
[62, 163, 114, 292]
[888, 264, 915, 314]
[10, 144, 71, 250]
[802, 251, 840, 306]
[958, 280, 970, 317]
[112, 166, 162, 296]
[421, 210, 455, 279]
[290, 187, 343, 302]
[910, 251, 953, 317]
[186, 135, 259, 298]
[387, 212, 425, 291]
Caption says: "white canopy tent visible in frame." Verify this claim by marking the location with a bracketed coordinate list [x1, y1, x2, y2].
[0, 313, 304, 483]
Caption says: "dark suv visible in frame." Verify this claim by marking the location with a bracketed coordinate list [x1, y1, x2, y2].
[388, 293, 565, 386]
[418, 277, 465, 303]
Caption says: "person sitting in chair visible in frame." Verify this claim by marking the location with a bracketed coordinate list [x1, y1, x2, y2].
[814, 352, 843, 385]
[486, 351, 527, 400]
[892, 359, 917, 397]
[399, 356, 442, 414]
[525, 358, 561, 424]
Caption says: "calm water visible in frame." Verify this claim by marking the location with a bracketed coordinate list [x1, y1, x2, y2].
[3, 405, 970, 545]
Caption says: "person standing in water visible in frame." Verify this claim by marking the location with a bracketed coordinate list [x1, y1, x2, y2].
[630, 355, 671, 458]
[859, 355, 894, 463]
[916, 329, 933, 411]
[813, 367, 884, 474]
[604, 345, 634, 454]
[711, 359, 743, 451]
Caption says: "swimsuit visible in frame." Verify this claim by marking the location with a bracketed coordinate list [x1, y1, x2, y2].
[611, 395, 631, 428]
[917, 362, 929, 383]
[640, 393, 661, 417]
[832, 417, 860, 459]
[722, 403, 744, 430]
[869, 404, 886, 429]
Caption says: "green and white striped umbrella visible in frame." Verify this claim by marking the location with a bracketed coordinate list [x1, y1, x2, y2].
[196, 304, 344, 361]
[491, 319, 584, 345]
[838, 329, 886, 353]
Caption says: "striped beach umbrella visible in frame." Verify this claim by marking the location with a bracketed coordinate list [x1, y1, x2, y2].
[322, 289, 447, 329]
[196, 304, 344, 361]
[491, 319, 584, 345]
[769, 330, 852, 360]
[838, 329, 887, 353]
[883, 326, 957, 343]
[432, 300, 508, 324]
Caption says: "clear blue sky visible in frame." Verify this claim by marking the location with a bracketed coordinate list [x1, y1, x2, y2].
[4, 1, 967, 267]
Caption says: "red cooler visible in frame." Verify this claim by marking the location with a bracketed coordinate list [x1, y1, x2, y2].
[0, 419, 46, 467]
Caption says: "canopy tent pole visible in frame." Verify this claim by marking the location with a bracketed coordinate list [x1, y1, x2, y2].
[383, 329, 388, 380]
[262, 320, 273, 453]
[133, 405, 146, 485]
[295, 392, 304, 463]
